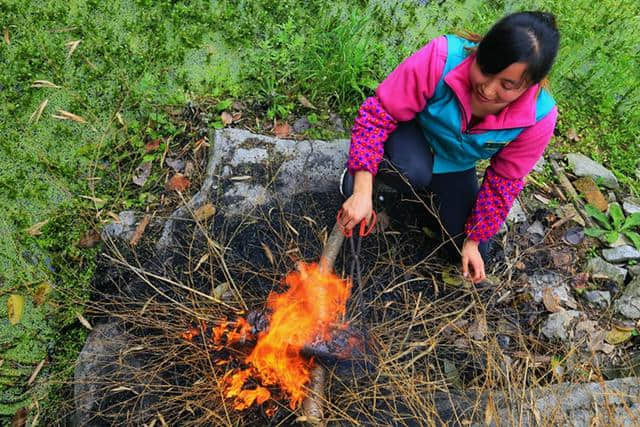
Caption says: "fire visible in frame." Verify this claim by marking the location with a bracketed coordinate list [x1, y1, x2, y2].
[186, 262, 351, 413]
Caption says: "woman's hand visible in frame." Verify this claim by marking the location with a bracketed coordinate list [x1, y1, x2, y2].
[461, 239, 486, 283]
[340, 170, 374, 231]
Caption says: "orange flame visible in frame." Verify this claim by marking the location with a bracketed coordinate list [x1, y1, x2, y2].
[221, 262, 351, 411]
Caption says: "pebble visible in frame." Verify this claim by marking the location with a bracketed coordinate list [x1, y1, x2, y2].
[585, 257, 627, 285]
[584, 290, 611, 308]
[628, 264, 640, 277]
[613, 277, 640, 319]
[293, 116, 311, 134]
[566, 153, 619, 189]
[622, 198, 640, 215]
[541, 310, 581, 341]
[497, 334, 511, 349]
[506, 199, 527, 223]
[602, 245, 640, 263]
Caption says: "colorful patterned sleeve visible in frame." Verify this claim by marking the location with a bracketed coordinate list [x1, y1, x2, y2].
[346, 96, 398, 176]
[464, 168, 525, 242]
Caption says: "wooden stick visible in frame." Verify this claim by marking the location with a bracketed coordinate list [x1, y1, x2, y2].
[302, 221, 345, 425]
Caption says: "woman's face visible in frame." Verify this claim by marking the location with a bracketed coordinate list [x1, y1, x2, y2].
[469, 58, 531, 115]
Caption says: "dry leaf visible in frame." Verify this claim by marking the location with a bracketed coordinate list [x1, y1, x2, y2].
[31, 80, 60, 88]
[76, 312, 93, 330]
[145, 139, 161, 153]
[166, 174, 190, 192]
[605, 326, 633, 345]
[442, 266, 463, 286]
[193, 203, 216, 222]
[469, 315, 488, 340]
[221, 111, 233, 126]
[11, 408, 27, 427]
[193, 253, 209, 272]
[116, 112, 125, 126]
[8, 295, 25, 325]
[183, 160, 195, 178]
[232, 112, 242, 122]
[29, 99, 49, 124]
[3, 27, 9, 45]
[566, 128, 580, 142]
[27, 219, 49, 236]
[27, 359, 46, 386]
[212, 282, 230, 299]
[274, 122, 291, 138]
[33, 283, 52, 305]
[78, 229, 101, 248]
[542, 287, 564, 313]
[298, 95, 316, 109]
[52, 109, 86, 123]
[261, 242, 274, 266]
[65, 39, 81, 58]
[129, 214, 150, 247]
[133, 162, 152, 187]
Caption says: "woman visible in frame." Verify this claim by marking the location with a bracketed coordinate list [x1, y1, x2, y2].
[339, 11, 560, 283]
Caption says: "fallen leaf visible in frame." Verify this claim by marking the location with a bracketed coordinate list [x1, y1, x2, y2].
[27, 359, 46, 386]
[469, 315, 488, 340]
[183, 160, 195, 177]
[129, 214, 150, 247]
[550, 357, 564, 381]
[551, 250, 573, 269]
[570, 272, 590, 291]
[78, 229, 101, 248]
[33, 283, 52, 305]
[534, 194, 551, 205]
[31, 80, 60, 89]
[116, 112, 125, 126]
[605, 325, 633, 345]
[145, 139, 161, 153]
[574, 177, 608, 212]
[442, 266, 463, 287]
[193, 253, 209, 272]
[132, 162, 152, 186]
[273, 121, 291, 138]
[232, 112, 242, 122]
[261, 242, 274, 266]
[542, 287, 564, 313]
[589, 330, 615, 354]
[52, 109, 86, 123]
[10, 408, 27, 427]
[212, 282, 230, 300]
[29, 99, 49, 124]
[166, 174, 190, 192]
[298, 95, 317, 109]
[221, 111, 233, 126]
[8, 295, 25, 325]
[65, 39, 81, 58]
[76, 312, 93, 330]
[3, 27, 9, 45]
[27, 219, 49, 236]
[193, 203, 216, 222]
[566, 128, 580, 142]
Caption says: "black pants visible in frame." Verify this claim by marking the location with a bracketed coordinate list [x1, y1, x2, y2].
[346, 120, 489, 261]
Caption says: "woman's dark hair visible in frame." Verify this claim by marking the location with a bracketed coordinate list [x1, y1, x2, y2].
[476, 11, 559, 85]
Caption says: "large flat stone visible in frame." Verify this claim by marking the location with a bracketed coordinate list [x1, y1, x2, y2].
[566, 153, 619, 189]
[586, 257, 627, 285]
[602, 245, 640, 263]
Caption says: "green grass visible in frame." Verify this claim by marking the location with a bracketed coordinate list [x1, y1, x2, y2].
[0, 0, 639, 421]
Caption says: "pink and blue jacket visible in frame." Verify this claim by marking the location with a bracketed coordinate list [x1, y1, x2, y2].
[347, 35, 558, 242]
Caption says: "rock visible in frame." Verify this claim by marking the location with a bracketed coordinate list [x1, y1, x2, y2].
[557, 203, 585, 226]
[526, 220, 545, 244]
[506, 198, 526, 223]
[329, 112, 345, 133]
[607, 191, 617, 203]
[157, 129, 349, 249]
[629, 264, 640, 278]
[541, 310, 581, 340]
[566, 153, 619, 189]
[623, 198, 640, 215]
[293, 116, 311, 134]
[563, 226, 584, 245]
[586, 257, 627, 285]
[602, 245, 640, 263]
[165, 158, 185, 172]
[497, 334, 510, 349]
[101, 211, 139, 241]
[573, 176, 608, 211]
[584, 290, 611, 308]
[603, 232, 632, 248]
[614, 277, 640, 319]
[528, 271, 577, 309]
[533, 156, 546, 173]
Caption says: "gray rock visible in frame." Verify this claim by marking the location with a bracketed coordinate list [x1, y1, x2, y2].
[623, 198, 640, 215]
[533, 156, 547, 173]
[584, 290, 611, 308]
[527, 220, 545, 237]
[586, 257, 627, 285]
[602, 245, 640, 263]
[157, 128, 349, 249]
[614, 277, 640, 319]
[101, 211, 139, 241]
[566, 153, 619, 189]
[607, 191, 617, 203]
[528, 271, 577, 308]
[506, 198, 526, 223]
[629, 264, 640, 277]
[329, 112, 345, 133]
[541, 310, 581, 341]
[165, 158, 185, 173]
[293, 116, 311, 133]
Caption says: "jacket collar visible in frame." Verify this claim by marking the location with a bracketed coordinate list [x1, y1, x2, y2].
[444, 53, 540, 130]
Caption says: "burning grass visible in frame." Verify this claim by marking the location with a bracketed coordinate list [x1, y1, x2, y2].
[62, 191, 639, 426]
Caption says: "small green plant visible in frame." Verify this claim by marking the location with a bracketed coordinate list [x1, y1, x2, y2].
[584, 203, 640, 249]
